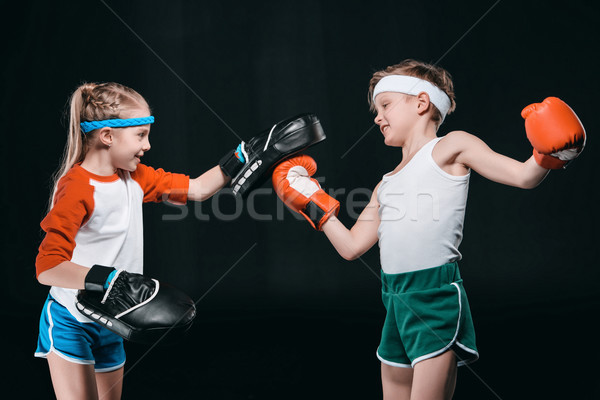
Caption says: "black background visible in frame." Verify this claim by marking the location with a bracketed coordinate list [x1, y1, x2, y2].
[2, 0, 599, 398]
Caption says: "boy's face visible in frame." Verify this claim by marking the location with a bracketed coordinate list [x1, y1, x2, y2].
[373, 92, 417, 146]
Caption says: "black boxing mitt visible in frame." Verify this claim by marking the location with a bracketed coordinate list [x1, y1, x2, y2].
[219, 113, 326, 197]
[75, 265, 196, 344]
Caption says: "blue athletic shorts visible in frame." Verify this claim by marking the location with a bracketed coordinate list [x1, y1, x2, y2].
[34, 294, 126, 372]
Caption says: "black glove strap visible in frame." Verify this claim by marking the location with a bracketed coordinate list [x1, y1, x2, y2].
[219, 150, 245, 178]
[85, 265, 116, 292]
[304, 201, 326, 228]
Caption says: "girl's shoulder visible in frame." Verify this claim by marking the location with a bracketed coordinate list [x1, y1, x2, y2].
[53, 165, 96, 206]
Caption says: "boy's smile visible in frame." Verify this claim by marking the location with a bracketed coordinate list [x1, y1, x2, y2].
[373, 92, 416, 146]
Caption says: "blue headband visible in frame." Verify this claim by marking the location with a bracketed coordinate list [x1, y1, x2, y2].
[80, 116, 155, 133]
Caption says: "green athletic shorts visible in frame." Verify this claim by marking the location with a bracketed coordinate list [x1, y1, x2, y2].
[377, 262, 479, 368]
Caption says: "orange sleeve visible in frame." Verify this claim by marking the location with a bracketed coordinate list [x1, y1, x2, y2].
[131, 164, 189, 204]
[35, 176, 94, 278]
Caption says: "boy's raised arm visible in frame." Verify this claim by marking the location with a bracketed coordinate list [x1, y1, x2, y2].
[448, 97, 584, 189]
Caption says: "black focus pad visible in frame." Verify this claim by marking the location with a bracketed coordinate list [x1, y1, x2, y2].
[231, 113, 326, 197]
[76, 270, 196, 344]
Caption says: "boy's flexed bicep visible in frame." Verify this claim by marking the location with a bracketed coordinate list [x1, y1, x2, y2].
[442, 131, 549, 189]
[322, 182, 381, 261]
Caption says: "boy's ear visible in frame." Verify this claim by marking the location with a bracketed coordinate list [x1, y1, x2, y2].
[415, 92, 432, 116]
[98, 127, 114, 147]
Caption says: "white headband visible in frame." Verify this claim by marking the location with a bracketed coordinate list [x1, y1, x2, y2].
[372, 75, 451, 122]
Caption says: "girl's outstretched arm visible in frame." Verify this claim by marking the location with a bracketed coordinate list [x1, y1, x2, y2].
[187, 166, 230, 202]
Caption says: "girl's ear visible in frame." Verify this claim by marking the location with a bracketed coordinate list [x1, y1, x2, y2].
[415, 92, 432, 116]
[98, 127, 114, 147]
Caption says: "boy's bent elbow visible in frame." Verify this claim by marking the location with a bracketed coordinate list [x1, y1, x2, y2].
[340, 248, 364, 261]
[520, 180, 542, 190]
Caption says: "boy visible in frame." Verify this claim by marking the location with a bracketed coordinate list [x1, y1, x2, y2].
[272, 59, 585, 399]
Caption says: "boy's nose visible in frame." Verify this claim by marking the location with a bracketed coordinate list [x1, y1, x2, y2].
[374, 113, 383, 125]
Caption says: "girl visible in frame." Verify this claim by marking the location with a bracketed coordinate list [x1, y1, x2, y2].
[35, 82, 231, 399]
[272, 59, 585, 399]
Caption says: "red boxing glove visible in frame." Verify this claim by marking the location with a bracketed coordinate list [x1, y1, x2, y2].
[521, 97, 586, 169]
[272, 155, 340, 231]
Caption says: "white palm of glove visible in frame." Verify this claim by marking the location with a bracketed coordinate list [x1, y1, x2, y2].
[551, 147, 581, 161]
[549, 130, 586, 161]
[286, 166, 321, 197]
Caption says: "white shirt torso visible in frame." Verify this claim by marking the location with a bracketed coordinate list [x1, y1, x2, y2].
[377, 137, 470, 274]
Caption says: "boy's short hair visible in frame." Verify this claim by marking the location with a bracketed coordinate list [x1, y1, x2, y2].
[368, 59, 457, 124]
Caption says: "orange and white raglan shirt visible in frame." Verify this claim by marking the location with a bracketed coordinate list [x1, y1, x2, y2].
[36, 163, 189, 323]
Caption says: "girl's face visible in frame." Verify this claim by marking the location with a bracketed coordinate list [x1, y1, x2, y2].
[110, 108, 152, 172]
[373, 92, 417, 147]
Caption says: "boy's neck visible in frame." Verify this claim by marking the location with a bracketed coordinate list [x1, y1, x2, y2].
[400, 120, 439, 158]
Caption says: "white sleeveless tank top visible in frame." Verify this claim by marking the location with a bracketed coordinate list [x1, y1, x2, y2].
[377, 137, 470, 274]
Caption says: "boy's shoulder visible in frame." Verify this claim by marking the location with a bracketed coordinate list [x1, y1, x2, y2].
[440, 130, 473, 142]
[435, 130, 470, 153]
[436, 130, 481, 153]
[433, 131, 479, 173]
